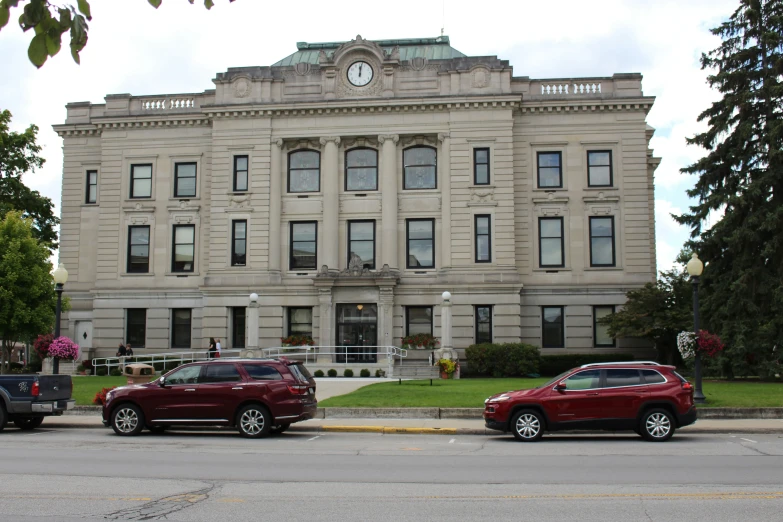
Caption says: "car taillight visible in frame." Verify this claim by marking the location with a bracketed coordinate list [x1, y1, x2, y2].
[31, 381, 39, 397]
[682, 381, 693, 391]
[287, 384, 309, 396]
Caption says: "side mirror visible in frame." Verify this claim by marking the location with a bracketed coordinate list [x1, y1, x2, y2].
[555, 381, 567, 391]
[158, 377, 166, 387]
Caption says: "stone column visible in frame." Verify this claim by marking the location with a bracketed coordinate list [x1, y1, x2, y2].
[379, 134, 399, 268]
[439, 133, 451, 269]
[317, 288, 333, 362]
[320, 137, 341, 269]
[269, 139, 283, 272]
[378, 286, 395, 348]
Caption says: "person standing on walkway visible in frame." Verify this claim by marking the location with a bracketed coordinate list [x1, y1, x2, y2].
[207, 337, 216, 359]
[215, 338, 222, 358]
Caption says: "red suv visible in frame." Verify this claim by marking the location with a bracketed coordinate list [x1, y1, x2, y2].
[102, 358, 317, 438]
[484, 362, 696, 442]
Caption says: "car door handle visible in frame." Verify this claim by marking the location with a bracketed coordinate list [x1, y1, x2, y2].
[232, 387, 243, 390]
[587, 392, 600, 396]
[185, 389, 196, 392]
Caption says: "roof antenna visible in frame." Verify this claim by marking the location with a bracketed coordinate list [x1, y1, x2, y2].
[440, 0, 445, 36]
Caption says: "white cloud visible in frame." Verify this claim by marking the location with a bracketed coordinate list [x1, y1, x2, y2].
[654, 199, 690, 272]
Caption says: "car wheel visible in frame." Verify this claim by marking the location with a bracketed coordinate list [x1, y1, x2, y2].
[148, 425, 168, 434]
[14, 417, 44, 430]
[111, 404, 145, 436]
[640, 408, 675, 442]
[0, 405, 7, 433]
[236, 404, 271, 438]
[511, 409, 545, 442]
[270, 423, 290, 435]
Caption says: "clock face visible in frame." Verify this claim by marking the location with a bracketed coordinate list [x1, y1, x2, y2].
[347, 61, 373, 87]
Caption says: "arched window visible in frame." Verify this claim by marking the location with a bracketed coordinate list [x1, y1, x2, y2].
[403, 146, 437, 189]
[288, 150, 320, 193]
[345, 148, 378, 191]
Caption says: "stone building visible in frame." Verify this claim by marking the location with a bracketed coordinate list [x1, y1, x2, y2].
[55, 35, 660, 362]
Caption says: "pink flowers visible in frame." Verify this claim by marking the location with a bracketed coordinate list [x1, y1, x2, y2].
[47, 336, 80, 360]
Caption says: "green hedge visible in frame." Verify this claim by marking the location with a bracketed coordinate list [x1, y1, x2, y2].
[465, 343, 540, 377]
[539, 353, 636, 376]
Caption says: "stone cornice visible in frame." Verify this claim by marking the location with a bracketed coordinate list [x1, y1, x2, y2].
[520, 96, 655, 114]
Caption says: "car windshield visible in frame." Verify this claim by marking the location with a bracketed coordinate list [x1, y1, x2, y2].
[537, 370, 572, 389]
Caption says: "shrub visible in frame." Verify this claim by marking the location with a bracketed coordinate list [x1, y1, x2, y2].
[313, 369, 324, 377]
[465, 343, 540, 377]
[360, 369, 371, 377]
[539, 353, 635, 376]
[375, 369, 386, 378]
[76, 364, 85, 372]
[110, 368, 122, 377]
[96, 367, 108, 376]
[93, 387, 117, 405]
[343, 369, 354, 377]
[82, 359, 94, 370]
[327, 369, 337, 377]
[33, 334, 54, 359]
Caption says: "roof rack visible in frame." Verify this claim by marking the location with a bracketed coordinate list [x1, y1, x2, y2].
[580, 361, 660, 368]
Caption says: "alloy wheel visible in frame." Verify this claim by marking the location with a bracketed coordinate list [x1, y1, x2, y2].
[240, 409, 265, 436]
[115, 408, 139, 434]
[515, 413, 541, 439]
[645, 412, 671, 438]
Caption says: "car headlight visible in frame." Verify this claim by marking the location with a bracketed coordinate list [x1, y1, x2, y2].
[488, 394, 510, 403]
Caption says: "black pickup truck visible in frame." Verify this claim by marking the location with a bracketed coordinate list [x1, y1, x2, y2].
[0, 375, 75, 431]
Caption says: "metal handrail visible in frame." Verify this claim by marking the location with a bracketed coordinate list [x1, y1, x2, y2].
[91, 349, 243, 376]
[261, 345, 408, 376]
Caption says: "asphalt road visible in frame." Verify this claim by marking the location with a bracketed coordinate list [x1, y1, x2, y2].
[1, 427, 782, 521]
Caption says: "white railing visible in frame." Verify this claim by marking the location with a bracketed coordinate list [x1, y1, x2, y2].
[261, 345, 408, 377]
[91, 349, 243, 376]
[539, 82, 602, 95]
[140, 97, 196, 110]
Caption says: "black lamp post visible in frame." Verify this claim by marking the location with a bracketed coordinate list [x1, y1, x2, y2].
[686, 253, 706, 403]
[52, 263, 69, 375]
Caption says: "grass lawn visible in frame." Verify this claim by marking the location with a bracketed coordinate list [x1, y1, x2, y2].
[71, 376, 130, 405]
[318, 378, 783, 409]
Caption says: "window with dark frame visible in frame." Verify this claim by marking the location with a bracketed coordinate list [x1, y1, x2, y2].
[406, 306, 433, 336]
[130, 164, 152, 199]
[126, 309, 146, 347]
[233, 155, 249, 192]
[174, 162, 197, 198]
[474, 148, 490, 185]
[593, 305, 615, 347]
[475, 215, 491, 263]
[406, 219, 435, 269]
[172, 224, 195, 273]
[85, 170, 98, 204]
[348, 220, 375, 269]
[202, 364, 241, 383]
[539, 217, 565, 268]
[231, 220, 247, 266]
[171, 309, 192, 348]
[290, 222, 317, 270]
[605, 369, 642, 388]
[288, 150, 320, 193]
[537, 152, 562, 188]
[127, 225, 150, 273]
[288, 308, 313, 338]
[587, 151, 613, 187]
[475, 305, 492, 344]
[345, 148, 378, 191]
[232, 307, 246, 348]
[403, 146, 437, 189]
[589, 216, 616, 267]
[542, 306, 565, 348]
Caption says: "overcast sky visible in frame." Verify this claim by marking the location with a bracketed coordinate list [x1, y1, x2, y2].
[0, 0, 737, 272]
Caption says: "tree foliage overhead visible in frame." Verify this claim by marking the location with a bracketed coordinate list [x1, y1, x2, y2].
[0, 109, 58, 248]
[0, 0, 235, 68]
[675, 0, 783, 376]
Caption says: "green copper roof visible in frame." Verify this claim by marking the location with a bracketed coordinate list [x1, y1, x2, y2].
[272, 36, 466, 67]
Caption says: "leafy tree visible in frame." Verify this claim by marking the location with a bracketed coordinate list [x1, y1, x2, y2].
[0, 109, 58, 249]
[0, 0, 235, 68]
[675, 0, 783, 377]
[599, 270, 693, 366]
[0, 211, 57, 374]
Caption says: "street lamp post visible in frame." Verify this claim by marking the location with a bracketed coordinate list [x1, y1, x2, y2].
[686, 253, 706, 403]
[51, 263, 69, 375]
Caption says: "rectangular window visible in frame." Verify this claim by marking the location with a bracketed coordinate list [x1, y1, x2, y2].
[587, 151, 612, 187]
[539, 217, 564, 268]
[537, 152, 562, 188]
[232, 307, 246, 348]
[172, 224, 195, 273]
[406, 306, 433, 336]
[130, 164, 152, 199]
[288, 150, 320, 193]
[475, 305, 492, 344]
[288, 307, 313, 338]
[474, 148, 490, 185]
[348, 220, 375, 269]
[475, 215, 491, 263]
[231, 220, 247, 266]
[403, 146, 437, 189]
[542, 306, 564, 348]
[345, 148, 378, 191]
[174, 162, 197, 198]
[126, 309, 146, 348]
[233, 155, 248, 192]
[406, 219, 435, 269]
[85, 170, 98, 204]
[589, 216, 616, 267]
[290, 222, 317, 270]
[605, 369, 642, 388]
[127, 225, 150, 273]
[593, 305, 615, 347]
[171, 309, 192, 348]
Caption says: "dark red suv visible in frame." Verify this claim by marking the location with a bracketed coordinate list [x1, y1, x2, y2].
[484, 362, 696, 442]
[102, 358, 317, 438]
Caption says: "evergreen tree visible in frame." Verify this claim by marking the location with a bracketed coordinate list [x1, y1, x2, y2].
[676, 0, 783, 377]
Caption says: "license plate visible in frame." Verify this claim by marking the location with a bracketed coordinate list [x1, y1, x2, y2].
[309, 387, 315, 394]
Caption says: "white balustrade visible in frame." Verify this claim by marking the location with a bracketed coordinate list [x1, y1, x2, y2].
[539, 82, 602, 95]
[140, 97, 196, 110]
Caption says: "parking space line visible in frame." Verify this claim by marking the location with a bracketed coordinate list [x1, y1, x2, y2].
[307, 436, 321, 442]
[449, 438, 455, 444]
[740, 438, 757, 443]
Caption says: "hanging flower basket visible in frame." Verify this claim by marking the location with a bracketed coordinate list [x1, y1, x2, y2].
[677, 330, 724, 360]
[47, 336, 80, 361]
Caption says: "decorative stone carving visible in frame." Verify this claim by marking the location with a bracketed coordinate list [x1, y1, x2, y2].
[377, 134, 399, 144]
[227, 193, 251, 211]
[294, 62, 312, 76]
[348, 252, 364, 272]
[315, 263, 400, 281]
[233, 77, 251, 98]
[410, 56, 428, 71]
[472, 67, 490, 89]
[468, 189, 498, 207]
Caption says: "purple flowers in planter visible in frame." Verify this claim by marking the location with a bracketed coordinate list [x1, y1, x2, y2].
[47, 336, 80, 360]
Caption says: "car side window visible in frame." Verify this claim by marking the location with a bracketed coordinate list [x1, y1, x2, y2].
[604, 369, 643, 388]
[202, 364, 242, 383]
[563, 370, 600, 390]
[242, 364, 283, 381]
[165, 366, 202, 385]
[641, 369, 666, 384]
